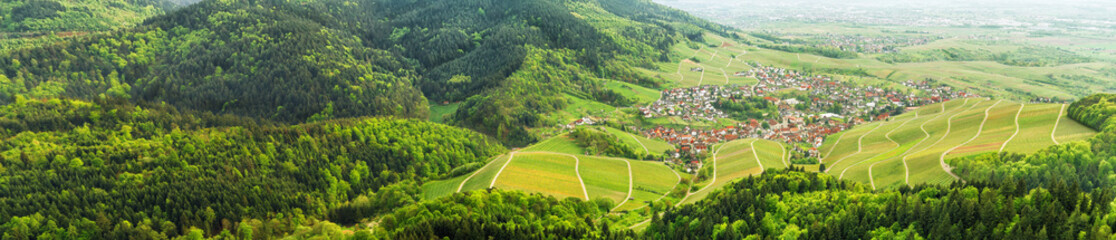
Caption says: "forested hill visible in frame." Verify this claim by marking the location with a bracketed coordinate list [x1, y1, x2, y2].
[0, 97, 506, 238]
[1, 0, 730, 146]
[1, 0, 432, 123]
[1, 0, 176, 33]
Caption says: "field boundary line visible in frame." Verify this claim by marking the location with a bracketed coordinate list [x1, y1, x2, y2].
[625, 131, 650, 155]
[903, 99, 984, 185]
[843, 113, 912, 180]
[776, 141, 788, 168]
[1000, 104, 1025, 152]
[572, 154, 589, 200]
[677, 141, 733, 206]
[901, 100, 961, 185]
[458, 153, 511, 192]
[750, 140, 765, 173]
[865, 112, 925, 189]
[488, 152, 517, 188]
[723, 68, 732, 84]
[697, 68, 705, 86]
[825, 122, 884, 173]
[610, 159, 634, 212]
[1052, 104, 1065, 145]
[941, 100, 1001, 181]
[822, 132, 846, 159]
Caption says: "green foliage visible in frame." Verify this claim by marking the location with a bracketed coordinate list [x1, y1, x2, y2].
[1068, 93, 1116, 130]
[713, 97, 778, 120]
[569, 127, 643, 159]
[1, 0, 173, 33]
[0, 98, 504, 238]
[375, 189, 635, 239]
[2, 0, 431, 123]
[645, 168, 1116, 239]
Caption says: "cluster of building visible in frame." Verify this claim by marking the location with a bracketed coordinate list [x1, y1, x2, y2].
[814, 34, 942, 54]
[638, 64, 979, 168]
[638, 85, 731, 121]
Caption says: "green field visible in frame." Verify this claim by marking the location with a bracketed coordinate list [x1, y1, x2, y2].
[579, 156, 633, 204]
[638, 35, 760, 88]
[819, 98, 1096, 188]
[424, 142, 682, 211]
[680, 138, 789, 205]
[603, 80, 662, 105]
[492, 152, 587, 200]
[602, 126, 675, 156]
[621, 160, 681, 211]
[520, 133, 586, 155]
[428, 102, 460, 123]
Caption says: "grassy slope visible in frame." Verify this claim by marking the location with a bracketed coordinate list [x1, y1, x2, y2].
[602, 126, 674, 156]
[580, 156, 632, 203]
[521, 133, 586, 155]
[682, 138, 792, 204]
[1002, 104, 1060, 153]
[869, 100, 963, 188]
[945, 102, 1022, 159]
[819, 98, 1097, 188]
[457, 154, 515, 193]
[493, 153, 586, 199]
[621, 160, 679, 210]
[428, 102, 460, 123]
[1054, 108, 1098, 143]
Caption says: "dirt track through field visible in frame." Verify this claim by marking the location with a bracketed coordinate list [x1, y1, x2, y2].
[1000, 104, 1025, 152]
[824, 122, 885, 173]
[489, 152, 516, 188]
[1052, 104, 1065, 145]
[843, 112, 915, 180]
[901, 100, 961, 185]
[940, 100, 1002, 181]
[458, 153, 510, 192]
[862, 113, 921, 187]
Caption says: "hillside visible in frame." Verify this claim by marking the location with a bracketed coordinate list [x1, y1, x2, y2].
[0, 0, 177, 51]
[0, 0, 731, 147]
[0, 97, 505, 238]
[818, 98, 1096, 189]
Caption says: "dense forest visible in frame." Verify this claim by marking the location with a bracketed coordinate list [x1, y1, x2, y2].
[0, 0, 732, 146]
[0, 97, 504, 239]
[0, 0, 175, 32]
[1, 0, 430, 123]
[645, 168, 1116, 239]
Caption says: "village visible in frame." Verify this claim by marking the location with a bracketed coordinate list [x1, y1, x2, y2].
[635, 64, 978, 171]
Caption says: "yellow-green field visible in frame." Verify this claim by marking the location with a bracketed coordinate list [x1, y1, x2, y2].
[422, 147, 682, 211]
[819, 98, 1097, 189]
[680, 138, 789, 205]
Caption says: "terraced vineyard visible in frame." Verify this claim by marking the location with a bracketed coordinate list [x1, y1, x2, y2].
[820, 98, 1097, 189]
[639, 34, 760, 88]
[422, 133, 683, 211]
[679, 138, 790, 205]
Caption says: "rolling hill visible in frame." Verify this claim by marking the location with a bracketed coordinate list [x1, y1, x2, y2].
[818, 98, 1096, 189]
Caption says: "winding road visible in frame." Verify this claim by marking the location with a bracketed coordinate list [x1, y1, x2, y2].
[940, 100, 1002, 181]
[1052, 104, 1065, 145]
[900, 100, 958, 185]
[843, 111, 915, 180]
[1000, 104, 1025, 152]
[824, 122, 885, 173]
[859, 113, 920, 186]
[457, 152, 511, 192]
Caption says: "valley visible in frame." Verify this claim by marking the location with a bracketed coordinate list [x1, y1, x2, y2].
[2, 0, 1115, 239]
